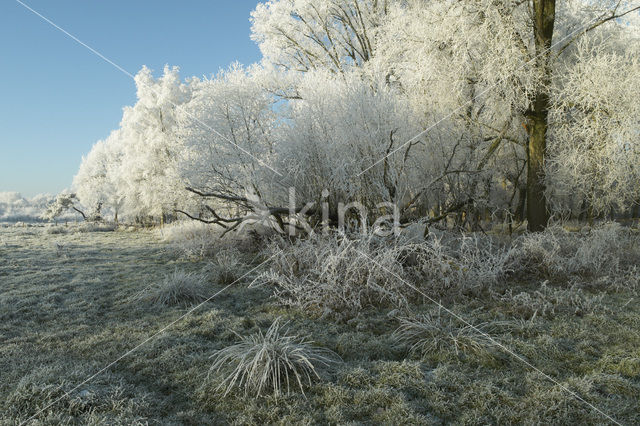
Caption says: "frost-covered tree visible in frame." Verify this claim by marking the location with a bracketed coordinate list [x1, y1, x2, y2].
[178, 65, 278, 198]
[373, 0, 640, 229]
[73, 132, 125, 221]
[42, 192, 85, 221]
[117, 65, 194, 220]
[174, 64, 284, 230]
[75, 65, 196, 222]
[548, 37, 640, 219]
[277, 70, 423, 221]
[251, 0, 390, 74]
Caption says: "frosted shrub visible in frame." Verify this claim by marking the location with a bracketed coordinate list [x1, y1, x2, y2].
[45, 226, 69, 235]
[204, 248, 246, 285]
[508, 224, 569, 277]
[255, 230, 517, 316]
[457, 235, 514, 286]
[76, 223, 116, 233]
[209, 318, 340, 397]
[140, 269, 207, 306]
[509, 222, 640, 279]
[412, 232, 513, 293]
[159, 221, 220, 258]
[253, 233, 415, 317]
[498, 281, 605, 319]
[566, 222, 629, 276]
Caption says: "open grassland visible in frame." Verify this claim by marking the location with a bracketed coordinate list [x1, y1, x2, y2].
[1, 223, 639, 424]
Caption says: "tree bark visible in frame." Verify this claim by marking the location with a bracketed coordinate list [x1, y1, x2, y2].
[526, 0, 555, 232]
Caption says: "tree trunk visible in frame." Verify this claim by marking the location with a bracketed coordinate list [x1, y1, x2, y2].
[72, 207, 87, 221]
[526, 0, 555, 232]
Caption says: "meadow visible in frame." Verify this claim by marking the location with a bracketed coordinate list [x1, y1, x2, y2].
[1, 221, 639, 424]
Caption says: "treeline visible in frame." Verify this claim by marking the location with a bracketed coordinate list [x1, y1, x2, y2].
[64, 0, 640, 231]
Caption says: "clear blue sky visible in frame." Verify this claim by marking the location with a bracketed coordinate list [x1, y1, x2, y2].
[0, 0, 262, 197]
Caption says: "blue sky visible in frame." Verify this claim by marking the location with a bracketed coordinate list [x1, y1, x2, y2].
[0, 1, 262, 197]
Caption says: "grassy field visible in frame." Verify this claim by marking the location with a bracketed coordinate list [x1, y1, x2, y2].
[1, 223, 639, 425]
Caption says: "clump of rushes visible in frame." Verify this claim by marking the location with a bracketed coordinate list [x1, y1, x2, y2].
[209, 318, 341, 397]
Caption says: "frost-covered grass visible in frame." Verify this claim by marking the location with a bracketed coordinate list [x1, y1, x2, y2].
[1, 223, 639, 424]
[208, 318, 340, 397]
[393, 307, 497, 358]
[139, 269, 208, 306]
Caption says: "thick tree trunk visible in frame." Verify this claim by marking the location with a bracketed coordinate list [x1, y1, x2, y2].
[526, 0, 555, 232]
[527, 93, 551, 232]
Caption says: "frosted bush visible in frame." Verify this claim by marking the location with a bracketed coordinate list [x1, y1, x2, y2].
[45, 223, 115, 235]
[76, 223, 116, 233]
[45, 226, 69, 235]
[252, 233, 415, 317]
[566, 223, 630, 276]
[253, 222, 637, 319]
[254, 230, 519, 317]
[497, 281, 605, 319]
[508, 224, 568, 277]
[204, 248, 247, 284]
[412, 232, 513, 293]
[508, 222, 640, 279]
[159, 221, 220, 258]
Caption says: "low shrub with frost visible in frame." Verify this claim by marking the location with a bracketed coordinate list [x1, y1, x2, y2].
[393, 307, 496, 357]
[45, 223, 116, 235]
[507, 224, 567, 277]
[76, 223, 116, 233]
[208, 318, 340, 397]
[159, 221, 255, 259]
[254, 230, 517, 317]
[253, 222, 637, 318]
[159, 221, 220, 258]
[252, 233, 414, 317]
[140, 269, 207, 306]
[410, 232, 513, 293]
[508, 222, 640, 279]
[496, 281, 605, 319]
[204, 248, 246, 284]
[566, 222, 633, 276]
[45, 225, 69, 235]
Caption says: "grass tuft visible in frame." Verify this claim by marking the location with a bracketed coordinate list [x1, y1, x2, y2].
[393, 307, 496, 358]
[209, 318, 341, 397]
[140, 269, 208, 306]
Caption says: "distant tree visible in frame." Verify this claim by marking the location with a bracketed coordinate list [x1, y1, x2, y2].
[42, 192, 86, 221]
[73, 135, 125, 222]
[74, 66, 197, 222]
